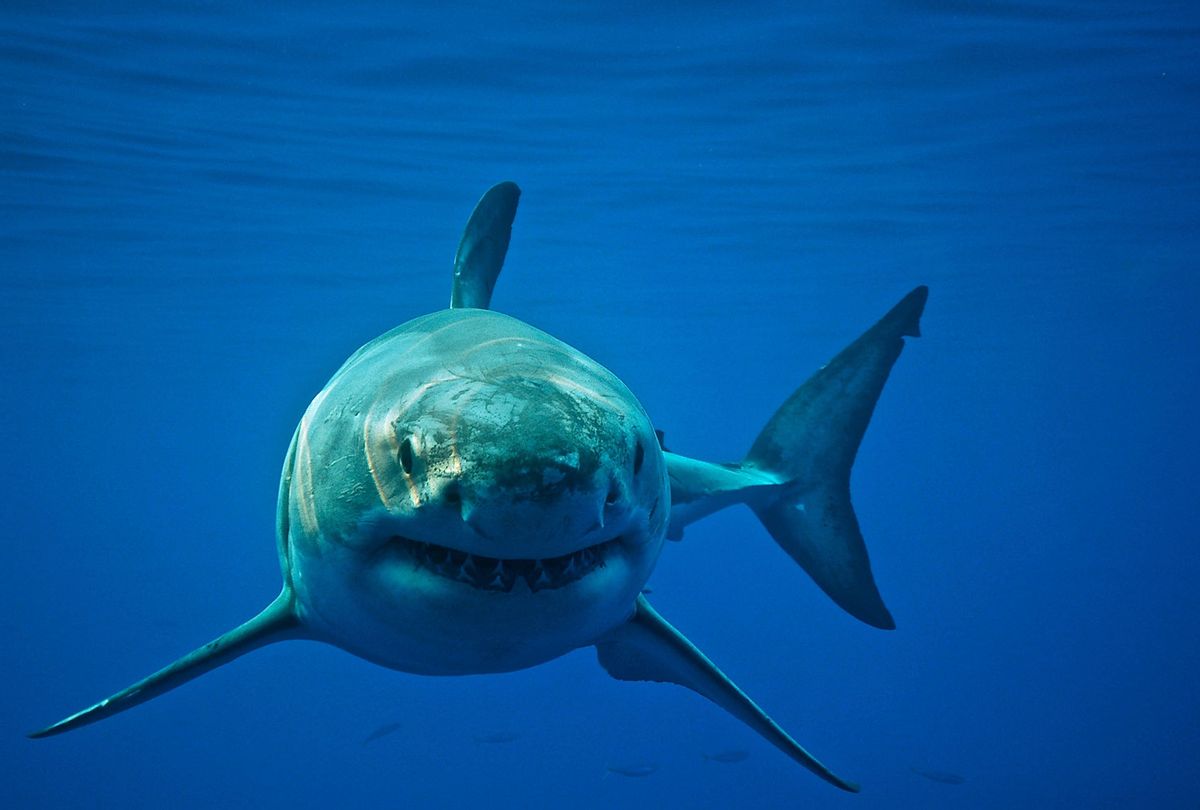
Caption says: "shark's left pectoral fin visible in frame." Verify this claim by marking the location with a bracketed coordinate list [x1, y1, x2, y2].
[594, 596, 859, 793]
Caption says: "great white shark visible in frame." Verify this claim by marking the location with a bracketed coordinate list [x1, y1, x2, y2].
[32, 182, 927, 793]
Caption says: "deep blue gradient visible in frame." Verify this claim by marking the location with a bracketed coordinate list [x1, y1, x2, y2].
[3, 2, 1198, 807]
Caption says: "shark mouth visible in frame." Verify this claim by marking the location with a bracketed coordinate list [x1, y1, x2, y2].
[393, 536, 618, 593]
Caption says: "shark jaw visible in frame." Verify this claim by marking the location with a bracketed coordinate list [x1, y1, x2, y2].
[290, 523, 663, 676]
[392, 534, 622, 593]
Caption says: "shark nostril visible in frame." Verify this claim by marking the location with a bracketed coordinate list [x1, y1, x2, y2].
[605, 481, 620, 506]
[443, 484, 462, 506]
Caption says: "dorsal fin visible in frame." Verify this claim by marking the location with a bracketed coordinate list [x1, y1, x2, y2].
[450, 181, 521, 309]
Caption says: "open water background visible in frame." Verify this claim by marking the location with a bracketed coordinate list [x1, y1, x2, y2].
[2, 2, 1198, 807]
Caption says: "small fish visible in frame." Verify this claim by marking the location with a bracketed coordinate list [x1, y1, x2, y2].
[473, 731, 520, 744]
[703, 749, 749, 764]
[361, 721, 402, 746]
[605, 763, 659, 778]
[910, 765, 965, 785]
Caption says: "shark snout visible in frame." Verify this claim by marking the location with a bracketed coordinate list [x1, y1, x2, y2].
[443, 464, 633, 549]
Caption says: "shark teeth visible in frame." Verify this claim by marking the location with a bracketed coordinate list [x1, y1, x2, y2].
[394, 536, 616, 592]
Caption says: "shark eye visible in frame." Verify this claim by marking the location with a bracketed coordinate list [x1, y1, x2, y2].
[633, 440, 645, 475]
[399, 437, 415, 475]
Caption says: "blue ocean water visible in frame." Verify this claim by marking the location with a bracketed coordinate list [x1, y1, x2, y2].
[3, 1, 1198, 807]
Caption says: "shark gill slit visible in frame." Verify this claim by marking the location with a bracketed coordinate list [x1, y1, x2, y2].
[294, 385, 334, 537]
[364, 392, 396, 510]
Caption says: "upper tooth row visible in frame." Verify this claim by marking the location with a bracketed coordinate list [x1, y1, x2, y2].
[408, 541, 606, 590]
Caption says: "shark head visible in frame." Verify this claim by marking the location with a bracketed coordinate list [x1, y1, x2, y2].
[283, 309, 670, 674]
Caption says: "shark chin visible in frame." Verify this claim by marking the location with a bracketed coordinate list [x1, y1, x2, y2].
[31, 181, 928, 794]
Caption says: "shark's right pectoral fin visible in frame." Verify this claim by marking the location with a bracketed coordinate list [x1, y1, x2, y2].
[594, 595, 859, 793]
[29, 589, 305, 738]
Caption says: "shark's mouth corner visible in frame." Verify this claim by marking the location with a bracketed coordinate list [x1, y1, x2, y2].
[390, 536, 620, 593]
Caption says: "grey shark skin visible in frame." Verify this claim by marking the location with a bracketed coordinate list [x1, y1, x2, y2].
[32, 182, 927, 795]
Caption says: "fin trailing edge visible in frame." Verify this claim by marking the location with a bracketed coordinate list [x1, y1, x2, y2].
[29, 589, 304, 738]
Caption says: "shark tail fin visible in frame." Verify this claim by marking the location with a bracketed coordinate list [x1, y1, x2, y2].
[450, 181, 521, 310]
[29, 589, 304, 738]
[743, 286, 928, 630]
